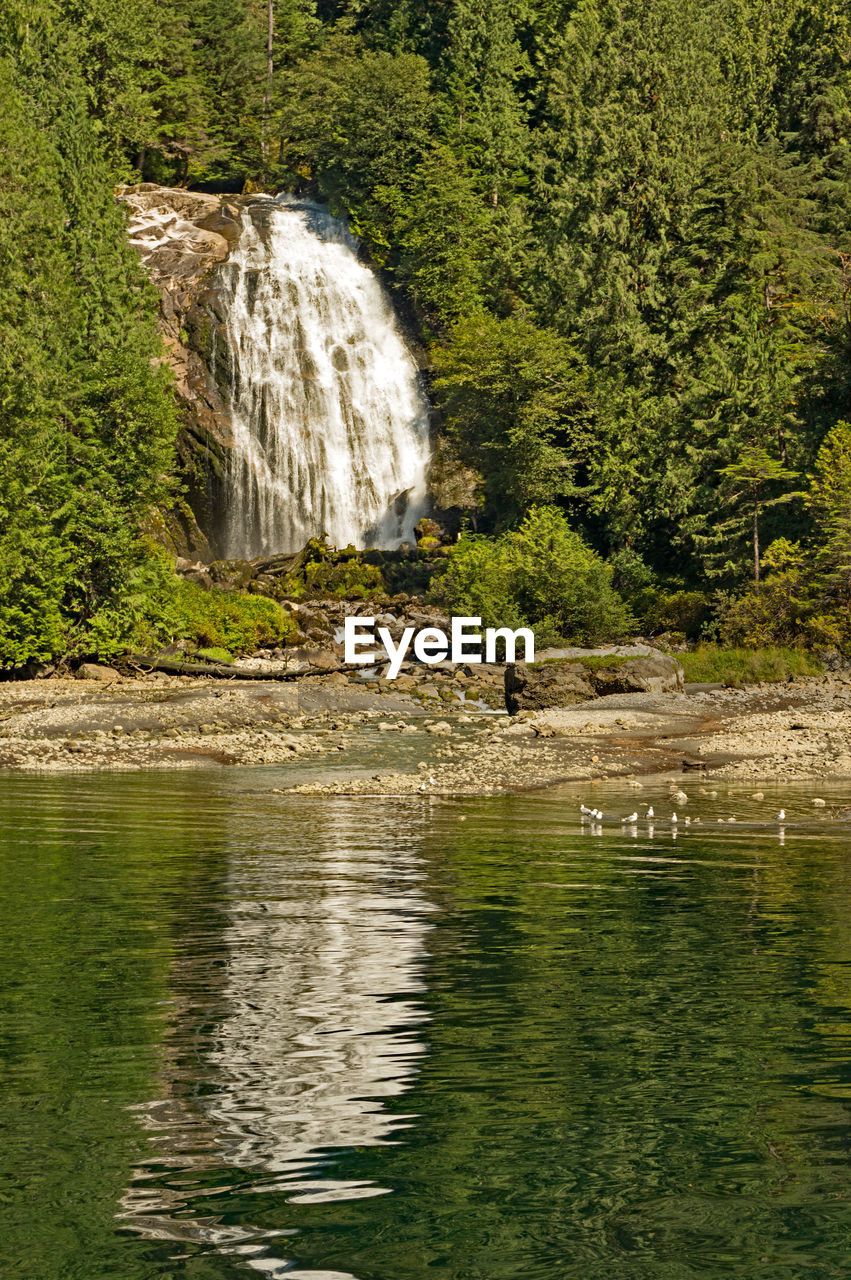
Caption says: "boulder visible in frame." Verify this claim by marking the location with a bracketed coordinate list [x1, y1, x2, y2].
[196, 205, 242, 243]
[505, 662, 595, 714]
[504, 651, 684, 713]
[76, 663, 120, 683]
[415, 517, 446, 546]
[589, 653, 684, 696]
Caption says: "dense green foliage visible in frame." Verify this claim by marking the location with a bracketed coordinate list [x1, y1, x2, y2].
[4, 0, 851, 660]
[434, 506, 632, 645]
[129, 550, 296, 657]
[432, 313, 590, 526]
[0, 15, 179, 667]
[716, 422, 851, 649]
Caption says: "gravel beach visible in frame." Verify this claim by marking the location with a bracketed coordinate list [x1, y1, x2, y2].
[2, 670, 851, 793]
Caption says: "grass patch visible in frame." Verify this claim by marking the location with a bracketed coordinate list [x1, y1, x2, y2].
[196, 646, 234, 664]
[680, 645, 822, 686]
[533, 653, 631, 670]
[573, 654, 631, 672]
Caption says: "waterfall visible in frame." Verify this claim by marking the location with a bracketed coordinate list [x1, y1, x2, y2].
[218, 195, 431, 560]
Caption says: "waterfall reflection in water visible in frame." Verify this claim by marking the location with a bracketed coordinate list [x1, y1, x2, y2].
[4, 777, 851, 1280]
[121, 831, 434, 1276]
[220, 196, 431, 558]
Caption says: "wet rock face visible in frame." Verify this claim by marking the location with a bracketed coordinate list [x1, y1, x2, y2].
[118, 184, 260, 558]
[505, 652, 684, 713]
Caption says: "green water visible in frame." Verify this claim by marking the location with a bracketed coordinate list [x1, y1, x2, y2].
[1, 772, 850, 1279]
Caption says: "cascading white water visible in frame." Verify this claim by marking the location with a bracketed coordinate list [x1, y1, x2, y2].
[218, 195, 431, 559]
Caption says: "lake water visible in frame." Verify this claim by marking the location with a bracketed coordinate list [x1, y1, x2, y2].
[1, 770, 850, 1279]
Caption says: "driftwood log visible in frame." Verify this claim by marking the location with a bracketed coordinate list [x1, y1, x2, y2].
[119, 654, 326, 681]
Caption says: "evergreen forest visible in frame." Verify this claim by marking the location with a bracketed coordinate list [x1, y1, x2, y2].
[3, 0, 851, 665]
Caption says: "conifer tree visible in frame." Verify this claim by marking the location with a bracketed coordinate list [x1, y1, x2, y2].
[808, 420, 851, 604]
[715, 447, 801, 584]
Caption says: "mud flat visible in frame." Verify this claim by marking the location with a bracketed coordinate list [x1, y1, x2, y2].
[2, 670, 851, 792]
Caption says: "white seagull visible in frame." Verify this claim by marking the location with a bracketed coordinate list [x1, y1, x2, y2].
[622, 812, 638, 823]
[646, 806, 654, 820]
[776, 809, 786, 822]
[671, 812, 678, 824]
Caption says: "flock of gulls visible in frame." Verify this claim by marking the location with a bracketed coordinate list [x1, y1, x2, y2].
[580, 798, 787, 829]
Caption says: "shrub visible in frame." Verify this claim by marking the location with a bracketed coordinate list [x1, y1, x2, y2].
[431, 531, 525, 629]
[609, 547, 655, 596]
[170, 581, 295, 654]
[433, 506, 632, 645]
[636, 588, 711, 639]
[110, 545, 296, 657]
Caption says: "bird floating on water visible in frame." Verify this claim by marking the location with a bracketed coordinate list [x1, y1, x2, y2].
[646, 806, 654, 820]
[671, 812, 678, 824]
[776, 809, 786, 822]
[622, 812, 638, 823]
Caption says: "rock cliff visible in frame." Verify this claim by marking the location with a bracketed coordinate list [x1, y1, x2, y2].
[119, 184, 257, 557]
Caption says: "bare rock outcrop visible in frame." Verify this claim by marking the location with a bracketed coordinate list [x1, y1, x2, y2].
[118, 185, 259, 556]
[505, 652, 684, 713]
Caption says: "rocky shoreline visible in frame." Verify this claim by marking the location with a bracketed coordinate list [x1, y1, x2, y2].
[2, 667, 851, 793]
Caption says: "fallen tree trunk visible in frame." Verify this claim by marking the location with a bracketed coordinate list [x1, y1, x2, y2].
[119, 654, 322, 681]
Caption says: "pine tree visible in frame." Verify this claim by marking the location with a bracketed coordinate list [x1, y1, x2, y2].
[438, 0, 532, 207]
[0, 56, 75, 663]
[808, 420, 851, 604]
[0, 26, 179, 664]
[714, 447, 801, 584]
